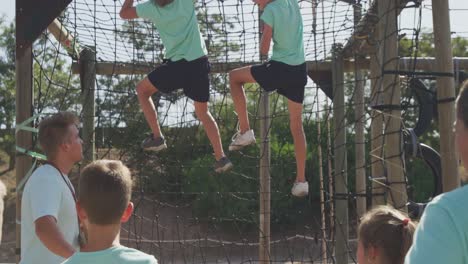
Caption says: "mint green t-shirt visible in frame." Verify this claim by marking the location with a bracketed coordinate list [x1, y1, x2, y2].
[405, 185, 468, 264]
[62, 246, 157, 264]
[136, 0, 207, 61]
[260, 0, 305, 66]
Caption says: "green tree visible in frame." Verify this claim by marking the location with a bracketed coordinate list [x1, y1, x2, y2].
[0, 17, 16, 170]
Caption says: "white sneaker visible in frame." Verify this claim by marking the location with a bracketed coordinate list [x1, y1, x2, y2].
[229, 129, 256, 151]
[291, 181, 309, 197]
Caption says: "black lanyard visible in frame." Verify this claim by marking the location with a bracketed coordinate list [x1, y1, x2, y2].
[45, 162, 77, 203]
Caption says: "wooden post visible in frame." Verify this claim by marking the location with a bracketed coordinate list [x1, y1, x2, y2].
[47, 19, 80, 59]
[79, 47, 96, 165]
[317, 104, 328, 263]
[258, 9, 271, 264]
[370, 56, 386, 206]
[369, 0, 386, 207]
[15, 45, 33, 264]
[353, 2, 366, 221]
[379, 0, 407, 210]
[327, 108, 334, 243]
[432, 0, 459, 192]
[332, 44, 348, 264]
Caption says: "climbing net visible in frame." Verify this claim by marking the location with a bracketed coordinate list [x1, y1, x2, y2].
[21, 0, 468, 263]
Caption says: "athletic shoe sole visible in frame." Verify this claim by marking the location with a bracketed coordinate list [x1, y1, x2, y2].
[215, 162, 234, 173]
[143, 143, 168, 152]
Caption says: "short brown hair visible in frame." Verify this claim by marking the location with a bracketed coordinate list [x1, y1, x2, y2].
[358, 206, 416, 264]
[457, 80, 468, 128]
[38, 112, 79, 159]
[79, 160, 133, 225]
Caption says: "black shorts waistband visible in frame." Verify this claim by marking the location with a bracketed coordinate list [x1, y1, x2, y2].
[164, 55, 208, 64]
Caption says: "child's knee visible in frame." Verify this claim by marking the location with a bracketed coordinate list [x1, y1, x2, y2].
[195, 108, 210, 121]
[136, 81, 152, 97]
[229, 70, 242, 86]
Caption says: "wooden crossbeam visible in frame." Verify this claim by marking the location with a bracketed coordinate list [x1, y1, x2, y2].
[342, 0, 413, 58]
[70, 57, 468, 75]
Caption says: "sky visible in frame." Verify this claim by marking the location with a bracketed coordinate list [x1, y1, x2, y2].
[2, 0, 468, 34]
[2, 0, 468, 48]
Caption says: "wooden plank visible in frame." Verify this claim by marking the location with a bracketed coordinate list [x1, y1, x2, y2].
[79, 48, 96, 166]
[380, 0, 407, 210]
[16, 0, 72, 52]
[71, 58, 468, 76]
[432, 0, 459, 191]
[15, 44, 33, 264]
[370, 44, 386, 206]
[353, 4, 366, 222]
[342, 0, 412, 58]
[47, 19, 80, 59]
[332, 45, 349, 264]
[258, 8, 271, 264]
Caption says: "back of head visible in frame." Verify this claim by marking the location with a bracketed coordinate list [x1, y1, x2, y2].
[38, 112, 79, 159]
[79, 160, 132, 225]
[358, 206, 416, 264]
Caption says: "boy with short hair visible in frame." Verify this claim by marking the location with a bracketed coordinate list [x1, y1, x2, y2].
[62, 160, 157, 263]
[228, 0, 309, 196]
[21, 112, 82, 264]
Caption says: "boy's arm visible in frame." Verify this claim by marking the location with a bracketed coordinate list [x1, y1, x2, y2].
[120, 0, 138, 19]
[260, 23, 272, 56]
[35, 215, 76, 258]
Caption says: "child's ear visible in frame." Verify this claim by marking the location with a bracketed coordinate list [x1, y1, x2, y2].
[121, 202, 134, 223]
[367, 246, 379, 261]
[76, 201, 87, 222]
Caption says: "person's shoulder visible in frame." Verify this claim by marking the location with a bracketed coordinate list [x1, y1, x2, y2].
[264, 1, 279, 11]
[267, 0, 289, 9]
[114, 246, 158, 263]
[24, 164, 60, 188]
[432, 185, 468, 205]
[426, 185, 468, 218]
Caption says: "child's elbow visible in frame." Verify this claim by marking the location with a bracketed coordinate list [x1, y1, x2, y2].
[119, 11, 128, 19]
[119, 10, 134, 19]
[260, 47, 269, 57]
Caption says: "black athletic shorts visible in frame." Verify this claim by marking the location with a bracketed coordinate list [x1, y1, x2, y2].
[147, 56, 211, 102]
[251, 60, 307, 103]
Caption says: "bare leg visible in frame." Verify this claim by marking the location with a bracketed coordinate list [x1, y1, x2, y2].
[136, 78, 162, 138]
[194, 101, 225, 160]
[288, 99, 307, 183]
[229, 67, 257, 133]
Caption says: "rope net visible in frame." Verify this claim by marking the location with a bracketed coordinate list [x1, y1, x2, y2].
[22, 0, 468, 263]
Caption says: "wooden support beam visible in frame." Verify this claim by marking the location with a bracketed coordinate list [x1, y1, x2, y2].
[353, 3, 367, 223]
[380, 0, 407, 210]
[332, 44, 349, 264]
[432, 0, 459, 192]
[258, 8, 271, 264]
[15, 40, 33, 264]
[16, 0, 72, 52]
[342, 0, 413, 58]
[71, 58, 468, 76]
[47, 19, 80, 59]
[370, 46, 386, 206]
[79, 48, 96, 166]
